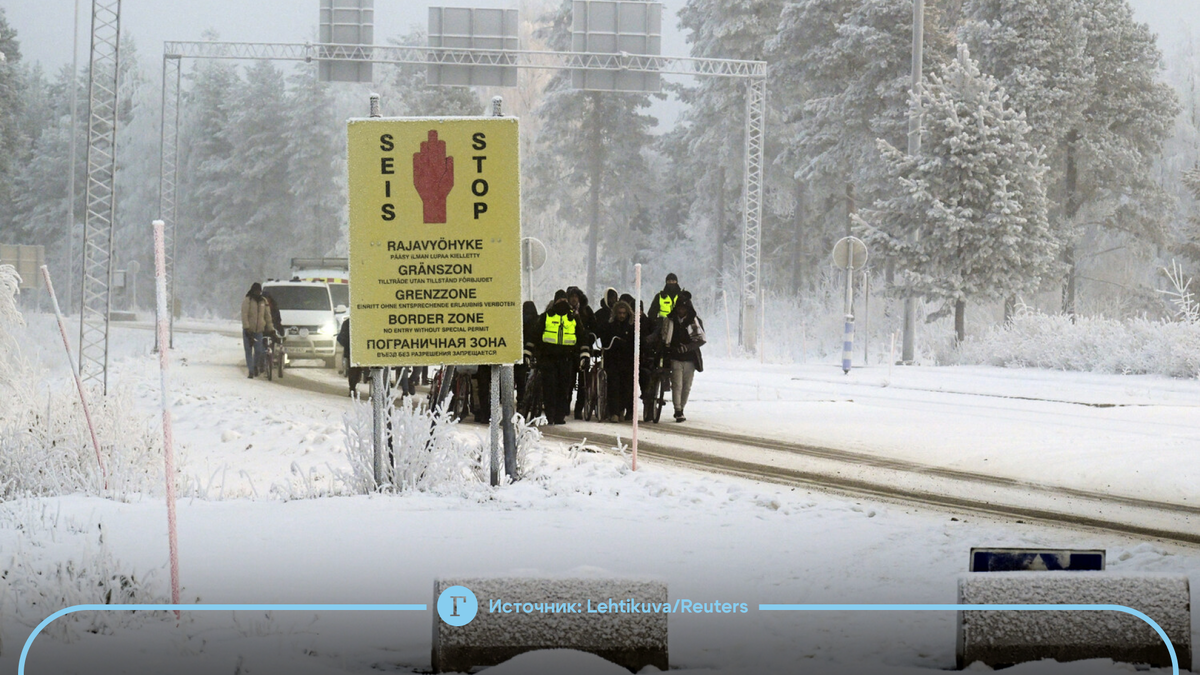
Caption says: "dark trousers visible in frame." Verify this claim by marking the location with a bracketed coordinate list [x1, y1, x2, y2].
[515, 363, 529, 403]
[606, 362, 633, 420]
[541, 355, 574, 423]
[345, 347, 363, 394]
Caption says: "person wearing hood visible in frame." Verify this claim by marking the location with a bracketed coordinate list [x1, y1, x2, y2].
[598, 299, 637, 422]
[666, 290, 705, 422]
[566, 286, 595, 420]
[241, 282, 272, 378]
[535, 291, 579, 425]
[594, 287, 619, 326]
[649, 273, 684, 319]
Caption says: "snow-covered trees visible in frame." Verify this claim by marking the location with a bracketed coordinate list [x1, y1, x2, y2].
[963, 0, 1179, 316]
[858, 46, 1057, 341]
[668, 0, 783, 298]
[768, 0, 954, 293]
[526, 0, 658, 298]
[0, 8, 24, 236]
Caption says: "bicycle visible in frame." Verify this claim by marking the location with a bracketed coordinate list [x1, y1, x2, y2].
[450, 368, 474, 421]
[518, 363, 544, 422]
[641, 321, 670, 423]
[583, 335, 623, 422]
[255, 334, 280, 381]
[426, 366, 475, 421]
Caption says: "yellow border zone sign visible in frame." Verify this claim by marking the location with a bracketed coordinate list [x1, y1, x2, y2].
[347, 117, 521, 367]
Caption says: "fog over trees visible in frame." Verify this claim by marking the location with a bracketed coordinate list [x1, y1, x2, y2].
[2, 0, 1199, 339]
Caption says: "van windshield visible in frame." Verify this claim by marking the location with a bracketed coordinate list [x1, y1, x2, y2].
[266, 286, 330, 311]
[329, 284, 349, 309]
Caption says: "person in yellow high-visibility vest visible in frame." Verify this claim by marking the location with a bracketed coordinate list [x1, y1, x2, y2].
[648, 273, 683, 318]
[535, 290, 579, 425]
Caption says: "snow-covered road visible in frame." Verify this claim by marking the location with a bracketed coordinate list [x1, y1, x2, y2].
[1, 319, 1197, 674]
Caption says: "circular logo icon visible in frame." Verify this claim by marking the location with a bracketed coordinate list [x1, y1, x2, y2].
[437, 585, 478, 626]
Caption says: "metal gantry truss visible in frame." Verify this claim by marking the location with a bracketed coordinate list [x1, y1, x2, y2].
[741, 77, 766, 351]
[79, 0, 122, 393]
[159, 41, 768, 350]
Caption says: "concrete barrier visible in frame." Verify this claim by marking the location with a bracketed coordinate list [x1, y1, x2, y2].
[957, 573, 1191, 670]
[432, 577, 668, 673]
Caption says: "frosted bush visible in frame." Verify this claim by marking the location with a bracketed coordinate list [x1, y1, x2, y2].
[0, 544, 170, 641]
[340, 394, 546, 495]
[0, 272, 166, 501]
[955, 305, 1200, 378]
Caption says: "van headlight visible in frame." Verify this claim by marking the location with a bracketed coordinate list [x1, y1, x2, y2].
[319, 321, 337, 335]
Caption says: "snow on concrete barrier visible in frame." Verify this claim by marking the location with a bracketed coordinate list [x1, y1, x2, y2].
[431, 577, 668, 673]
[957, 573, 1191, 670]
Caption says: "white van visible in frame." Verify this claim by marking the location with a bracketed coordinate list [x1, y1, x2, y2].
[263, 280, 339, 368]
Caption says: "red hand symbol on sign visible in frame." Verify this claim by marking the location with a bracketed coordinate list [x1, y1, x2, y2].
[413, 130, 454, 224]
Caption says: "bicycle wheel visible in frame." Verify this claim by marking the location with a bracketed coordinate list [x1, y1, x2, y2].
[651, 373, 665, 423]
[596, 369, 608, 421]
[583, 369, 596, 421]
[520, 369, 542, 420]
[265, 347, 273, 381]
[277, 347, 285, 379]
[642, 374, 655, 423]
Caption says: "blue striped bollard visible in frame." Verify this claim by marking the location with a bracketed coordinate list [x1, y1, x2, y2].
[842, 314, 854, 374]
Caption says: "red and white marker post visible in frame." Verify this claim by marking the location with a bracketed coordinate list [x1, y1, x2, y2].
[152, 220, 181, 611]
[40, 265, 107, 488]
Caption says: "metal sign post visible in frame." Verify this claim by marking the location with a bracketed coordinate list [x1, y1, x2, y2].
[521, 236, 547, 304]
[833, 237, 868, 374]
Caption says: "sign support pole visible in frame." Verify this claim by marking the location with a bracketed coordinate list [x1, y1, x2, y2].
[367, 92, 388, 490]
[501, 366, 516, 480]
[843, 265, 854, 374]
[490, 96, 519, 482]
[489, 368, 501, 487]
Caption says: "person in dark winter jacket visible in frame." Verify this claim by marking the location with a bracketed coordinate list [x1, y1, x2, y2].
[597, 299, 637, 422]
[566, 286, 595, 419]
[534, 293, 579, 425]
[666, 291, 705, 422]
[336, 317, 363, 397]
[517, 300, 539, 404]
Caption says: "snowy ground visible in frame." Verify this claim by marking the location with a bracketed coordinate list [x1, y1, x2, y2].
[0, 317, 1197, 674]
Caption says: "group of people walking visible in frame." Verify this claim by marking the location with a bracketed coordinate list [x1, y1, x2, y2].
[524, 273, 705, 425]
[316, 273, 707, 427]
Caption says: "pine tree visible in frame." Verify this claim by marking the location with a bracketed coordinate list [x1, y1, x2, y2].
[178, 49, 242, 311]
[963, 0, 1179, 315]
[769, 0, 954, 293]
[284, 64, 345, 260]
[671, 0, 783, 300]
[0, 8, 22, 233]
[858, 45, 1058, 341]
[526, 0, 658, 297]
[212, 60, 293, 294]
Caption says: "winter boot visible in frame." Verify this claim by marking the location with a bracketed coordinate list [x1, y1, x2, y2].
[674, 408, 685, 423]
